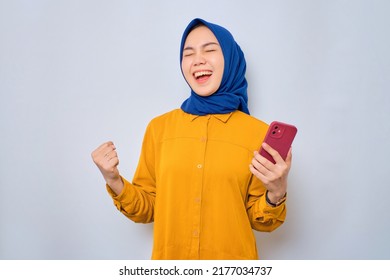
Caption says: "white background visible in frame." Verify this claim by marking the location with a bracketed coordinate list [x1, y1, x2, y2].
[1, 0, 389, 259]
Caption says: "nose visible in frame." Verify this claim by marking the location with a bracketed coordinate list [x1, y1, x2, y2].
[193, 52, 206, 66]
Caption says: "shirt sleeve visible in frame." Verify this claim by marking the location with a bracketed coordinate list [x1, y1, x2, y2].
[246, 174, 286, 232]
[106, 122, 156, 224]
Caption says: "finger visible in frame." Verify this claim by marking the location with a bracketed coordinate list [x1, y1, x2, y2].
[109, 156, 120, 167]
[249, 164, 270, 185]
[99, 154, 119, 173]
[92, 143, 118, 169]
[107, 155, 119, 165]
[92, 141, 114, 158]
[262, 143, 284, 164]
[253, 150, 274, 171]
[97, 141, 114, 152]
[253, 149, 289, 180]
[101, 144, 117, 159]
[251, 155, 268, 173]
[251, 153, 275, 179]
[107, 150, 118, 160]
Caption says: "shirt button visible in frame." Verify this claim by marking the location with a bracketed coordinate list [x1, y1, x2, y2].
[194, 197, 201, 203]
[200, 136, 207, 142]
[197, 164, 202, 169]
[193, 230, 199, 237]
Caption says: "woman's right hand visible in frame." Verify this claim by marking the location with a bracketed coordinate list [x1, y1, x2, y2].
[91, 141, 124, 195]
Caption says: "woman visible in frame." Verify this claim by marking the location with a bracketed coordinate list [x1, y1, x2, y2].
[92, 18, 292, 260]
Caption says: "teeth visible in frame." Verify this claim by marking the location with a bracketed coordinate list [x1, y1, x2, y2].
[194, 71, 212, 78]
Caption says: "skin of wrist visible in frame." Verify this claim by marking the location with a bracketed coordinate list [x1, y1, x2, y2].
[267, 190, 286, 204]
[104, 173, 121, 186]
[106, 177, 124, 194]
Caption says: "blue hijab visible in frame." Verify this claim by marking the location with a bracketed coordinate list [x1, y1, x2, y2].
[180, 18, 250, 116]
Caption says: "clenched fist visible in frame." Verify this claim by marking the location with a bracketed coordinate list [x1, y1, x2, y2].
[91, 141, 124, 195]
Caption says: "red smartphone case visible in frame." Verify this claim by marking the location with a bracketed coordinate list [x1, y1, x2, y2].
[259, 121, 297, 164]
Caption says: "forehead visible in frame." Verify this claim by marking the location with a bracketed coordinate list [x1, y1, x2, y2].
[184, 25, 219, 46]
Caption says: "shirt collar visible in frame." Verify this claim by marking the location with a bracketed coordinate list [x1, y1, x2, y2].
[185, 110, 234, 123]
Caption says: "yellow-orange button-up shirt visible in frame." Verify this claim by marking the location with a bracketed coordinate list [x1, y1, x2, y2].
[107, 109, 286, 259]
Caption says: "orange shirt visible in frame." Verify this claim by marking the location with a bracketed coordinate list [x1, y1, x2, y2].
[107, 109, 286, 259]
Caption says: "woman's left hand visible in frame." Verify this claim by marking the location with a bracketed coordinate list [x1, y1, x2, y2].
[249, 143, 292, 203]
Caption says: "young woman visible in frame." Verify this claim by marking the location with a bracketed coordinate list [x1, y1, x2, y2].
[92, 18, 292, 260]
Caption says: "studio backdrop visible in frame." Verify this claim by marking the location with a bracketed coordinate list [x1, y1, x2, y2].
[1, 0, 389, 259]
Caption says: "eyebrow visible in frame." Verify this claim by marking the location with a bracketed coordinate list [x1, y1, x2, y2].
[183, 42, 220, 51]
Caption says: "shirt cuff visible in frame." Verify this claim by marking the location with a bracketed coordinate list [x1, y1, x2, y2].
[106, 177, 136, 211]
[254, 194, 286, 222]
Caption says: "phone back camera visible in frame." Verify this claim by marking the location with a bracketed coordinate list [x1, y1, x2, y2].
[271, 126, 283, 138]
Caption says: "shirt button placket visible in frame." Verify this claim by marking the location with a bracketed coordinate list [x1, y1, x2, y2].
[191, 117, 209, 258]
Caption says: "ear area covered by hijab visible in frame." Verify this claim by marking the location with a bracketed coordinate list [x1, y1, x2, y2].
[180, 18, 250, 116]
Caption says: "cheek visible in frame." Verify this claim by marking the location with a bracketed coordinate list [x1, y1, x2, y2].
[210, 55, 224, 76]
[181, 59, 190, 72]
[218, 56, 225, 75]
[181, 61, 191, 79]
[214, 59, 224, 83]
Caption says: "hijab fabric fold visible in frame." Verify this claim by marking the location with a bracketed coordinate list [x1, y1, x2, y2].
[180, 18, 250, 116]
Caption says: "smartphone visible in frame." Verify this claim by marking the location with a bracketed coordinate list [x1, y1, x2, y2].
[259, 121, 297, 164]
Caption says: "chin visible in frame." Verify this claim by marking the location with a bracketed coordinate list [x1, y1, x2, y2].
[192, 87, 217, 97]
[195, 92, 214, 97]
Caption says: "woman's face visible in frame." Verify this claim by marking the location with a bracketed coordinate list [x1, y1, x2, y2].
[181, 25, 224, 97]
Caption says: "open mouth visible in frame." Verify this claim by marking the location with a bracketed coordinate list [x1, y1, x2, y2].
[193, 70, 213, 81]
